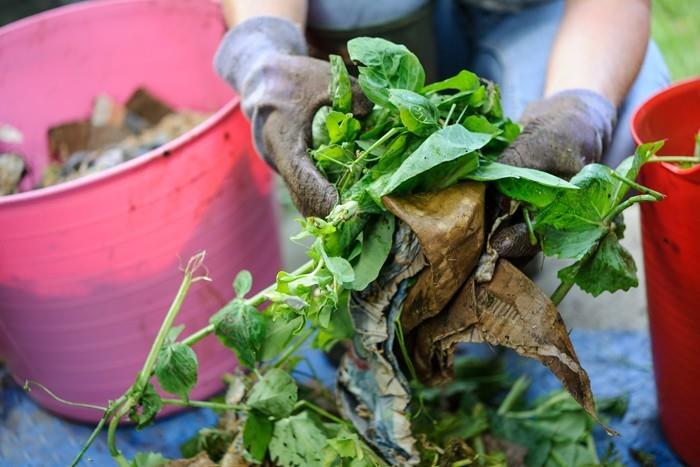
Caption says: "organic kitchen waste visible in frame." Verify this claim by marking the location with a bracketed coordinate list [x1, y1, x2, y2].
[58, 37, 672, 466]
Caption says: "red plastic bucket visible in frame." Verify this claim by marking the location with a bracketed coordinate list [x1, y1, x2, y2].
[631, 77, 700, 464]
[0, 0, 281, 421]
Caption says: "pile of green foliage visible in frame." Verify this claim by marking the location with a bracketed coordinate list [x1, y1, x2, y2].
[67, 38, 668, 467]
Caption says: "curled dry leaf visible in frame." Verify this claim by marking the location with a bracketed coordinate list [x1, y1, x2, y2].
[383, 181, 486, 333]
[474, 199, 520, 283]
[412, 259, 612, 432]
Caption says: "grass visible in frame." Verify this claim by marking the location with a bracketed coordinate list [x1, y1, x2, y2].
[652, 0, 700, 80]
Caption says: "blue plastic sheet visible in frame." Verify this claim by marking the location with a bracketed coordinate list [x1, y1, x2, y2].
[0, 330, 683, 466]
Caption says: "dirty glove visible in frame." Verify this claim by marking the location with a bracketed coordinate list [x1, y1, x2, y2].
[492, 89, 617, 258]
[214, 17, 372, 218]
[498, 89, 617, 178]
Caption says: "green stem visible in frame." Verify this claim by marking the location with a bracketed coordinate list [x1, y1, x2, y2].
[603, 194, 658, 225]
[161, 398, 246, 412]
[107, 400, 133, 466]
[497, 376, 530, 415]
[523, 208, 537, 246]
[295, 400, 348, 426]
[610, 171, 664, 200]
[550, 280, 574, 306]
[181, 260, 315, 347]
[650, 156, 700, 164]
[24, 380, 106, 412]
[474, 435, 486, 466]
[443, 103, 456, 128]
[135, 258, 201, 391]
[506, 391, 571, 419]
[274, 326, 314, 369]
[353, 127, 400, 166]
[70, 408, 111, 466]
[395, 315, 417, 382]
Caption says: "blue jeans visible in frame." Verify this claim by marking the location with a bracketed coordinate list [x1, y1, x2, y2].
[434, 0, 670, 167]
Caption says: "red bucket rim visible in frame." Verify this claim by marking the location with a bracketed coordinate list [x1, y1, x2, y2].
[630, 76, 700, 177]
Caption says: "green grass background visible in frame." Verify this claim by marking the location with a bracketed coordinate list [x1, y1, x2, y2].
[652, 0, 700, 79]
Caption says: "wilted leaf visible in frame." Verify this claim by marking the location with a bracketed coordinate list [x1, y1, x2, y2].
[210, 300, 266, 368]
[130, 383, 163, 429]
[233, 270, 252, 298]
[155, 342, 198, 401]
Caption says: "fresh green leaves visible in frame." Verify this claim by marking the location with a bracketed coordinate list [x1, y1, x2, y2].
[348, 37, 425, 107]
[329, 54, 352, 113]
[422, 69, 479, 94]
[387, 89, 439, 136]
[269, 412, 327, 467]
[129, 452, 168, 467]
[233, 270, 253, 298]
[373, 124, 490, 197]
[129, 383, 163, 429]
[247, 369, 298, 419]
[243, 410, 274, 462]
[210, 300, 266, 368]
[351, 213, 395, 291]
[155, 327, 198, 401]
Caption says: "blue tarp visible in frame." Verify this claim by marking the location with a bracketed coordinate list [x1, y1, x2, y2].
[0, 330, 683, 466]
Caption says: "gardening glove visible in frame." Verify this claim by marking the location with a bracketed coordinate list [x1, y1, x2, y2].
[492, 89, 617, 259]
[499, 89, 617, 177]
[214, 17, 372, 218]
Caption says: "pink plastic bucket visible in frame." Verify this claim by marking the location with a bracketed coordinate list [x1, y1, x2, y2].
[0, 0, 281, 422]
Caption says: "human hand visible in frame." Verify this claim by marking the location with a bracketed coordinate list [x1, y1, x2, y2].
[215, 17, 371, 217]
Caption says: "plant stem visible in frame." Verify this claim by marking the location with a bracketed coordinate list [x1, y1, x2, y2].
[551, 280, 574, 306]
[135, 257, 201, 392]
[70, 408, 110, 466]
[24, 380, 106, 412]
[523, 208, 537, 246]
[353, 127, 400, 166]
[610, 171, 664, 200]
[443, 103, 456, 128]
[603, 194, 658, 225]
[181, 260, 315, 347]
[161, 398, 246, 412]
[295, 400, 348, 426]
[497, 376, 530, 415]
[107, 400, 132, 466]
[274, 326, 314, 369]
[650, 156, 700, 164]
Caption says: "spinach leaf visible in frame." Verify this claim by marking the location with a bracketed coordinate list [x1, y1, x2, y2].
[311, 106, 331, 148]
[347, 37, 425, 108]
[326, 111, 361, 144]
[422, 69, 480, 94]
[388, 89, 439, 136]
[260, 316, 305, 361]
[329, 54, 352, 113]
[351, 213, 395, 291]
[373, 124, 492, 197]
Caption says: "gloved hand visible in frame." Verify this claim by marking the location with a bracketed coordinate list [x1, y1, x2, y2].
[214, 17, 372, 218]
[498, 89, 617, 178]
[492, 89, 617, 259]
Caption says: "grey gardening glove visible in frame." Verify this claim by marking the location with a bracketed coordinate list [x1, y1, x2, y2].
[499, 89, 617, 178]
[214, 17, 372, 218]
[493, 89, 617, 258]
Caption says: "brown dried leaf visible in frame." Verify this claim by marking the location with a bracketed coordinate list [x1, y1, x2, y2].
[413, 259, 604, 428]
[383, 182, 485, 332]
[166, 452, 218, 467]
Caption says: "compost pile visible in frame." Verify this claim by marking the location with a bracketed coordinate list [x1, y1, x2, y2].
[0, 88, 207, 195]
[68, 38, 667, 467]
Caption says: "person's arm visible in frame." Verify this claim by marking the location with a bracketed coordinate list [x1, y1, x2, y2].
[545, 0, 651, 106]
[221, 0, 308, 28]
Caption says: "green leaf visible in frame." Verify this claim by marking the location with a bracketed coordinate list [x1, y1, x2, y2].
[247, 368, 298, 419]
[468, 160, 578, 189]
[387, 89, 439, 136]
[311, 106, 332, 148]
[129, 383, 163, 430]
[462, 115, 501, 135]
[244, 410, 274, 463]
[422, 69, 479, 94]
[233, 270, 253, 298]
[155, 342, 198, 401]
[495, 178, 565, 208]
[557, 230, 638, 297]
[130, 452, 168, 467]
[375, 124, 492, 197]
[260, 316, 305, 361]
[326, 111, 361, 144]
[612, 140, 663, 204]
[269, 412, 327, 467]
[351, 213, 395, 290]
[347, 37, 425, 108]
[180, 428, 234, 462]
[329, 54, 352, 113]
[210, 300, 267, 368]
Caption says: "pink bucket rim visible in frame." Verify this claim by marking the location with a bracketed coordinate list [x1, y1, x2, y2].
[0, 0, 239, 207]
